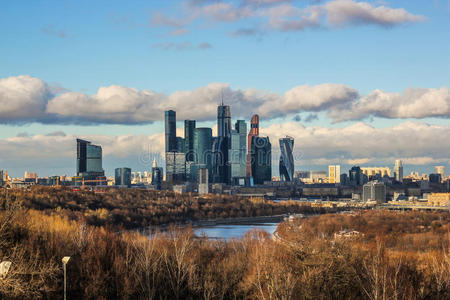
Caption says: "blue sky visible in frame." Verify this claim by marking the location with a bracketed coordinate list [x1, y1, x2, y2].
[0, 0, 449, 177]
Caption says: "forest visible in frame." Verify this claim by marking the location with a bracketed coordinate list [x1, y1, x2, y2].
[0, 187, 332, 229]
[0, 190, 449, 299]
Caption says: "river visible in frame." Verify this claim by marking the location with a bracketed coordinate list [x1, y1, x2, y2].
[194, 222, 279, 239]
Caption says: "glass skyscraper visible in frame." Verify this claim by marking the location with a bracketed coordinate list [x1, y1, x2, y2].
[247, 114, 259, 177]
[166, 152, 186, 183]
[165, 110, 177, 152]
[213, 104, 232, 184]
[76, 138, 104, 180]
[279, 136, 294, 182]
[230, 120, 247, 180]
[194, 128, 213, 181]
[184, 120, 196, 162]
[251, 136, 272, 185]
[115, 167, 131, 187]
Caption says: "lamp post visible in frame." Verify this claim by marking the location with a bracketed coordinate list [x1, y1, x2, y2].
[0, 261, 11, 279]
[62, 256, 71, 300]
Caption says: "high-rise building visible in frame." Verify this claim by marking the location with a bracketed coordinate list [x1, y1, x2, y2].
[394, 160, 403, 182]
[435, 166, 446, 182]
[115, 167, 131, 187]
[213, 104, 232, 184]
[198, 167, 209, 195]
[151, 158, 163, 190]
[349, 166, 365, 186]
[279, 136, 294, 182]
[76, 139, 105, 183]
[165, 110, 177, 152]
[362, 181, 386, 203]
[217, 104, 231, 138]
[184, 120, 196, 162]
[176, 137, 185, 153]
[328, 165, 341, 184]
[193, 128, 213, 179]
[166, 152, 186, 183]
[230, 120, 247, 180]
[0, 170, 3, 187]
[251, 136, 272, 185]
[246, 114, 259, 177]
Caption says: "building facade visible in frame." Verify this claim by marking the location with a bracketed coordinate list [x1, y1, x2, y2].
[328, 165, 341, 184]
[251, 136, 272, 185]
[165, 110, 177, 152]
[362, 181, 386, 203]
[151, 159, 163, 190]
[279, 136, 294, 182]
[246, 114, 259, 177]
[213, 104, 232, 184]
[184, 120, 196, 162]
[76, 139, 105, 185]
[166, 152, 186, 183]
[115, 167, 131, 187]
[435, 166, 446, 182]
[394, 160, 403, 182]
[230, 120, 247, 181]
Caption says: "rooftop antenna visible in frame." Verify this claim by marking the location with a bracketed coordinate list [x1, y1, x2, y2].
[221, 89, 224, 106]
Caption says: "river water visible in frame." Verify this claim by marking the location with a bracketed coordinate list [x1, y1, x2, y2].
[194, 222, 279, 239]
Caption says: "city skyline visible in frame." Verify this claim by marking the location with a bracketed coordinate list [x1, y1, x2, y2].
[0, 0, 449, 176]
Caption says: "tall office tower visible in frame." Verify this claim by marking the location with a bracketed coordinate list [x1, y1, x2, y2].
[0, 170, 3, 187]
[193, 127, 213, 178]
[176, 137, 185, 153]
[251, 136, 272, 185]
[279, 136, 294, 182]
[246, 114, 259, 177]
[184, 120, 196, 161]
[349, 166, 364, 186]
[165, 110, 177, 152]
[328, 165, 341, 184]
[115, 167, 131, 187]
[166, 152, 186, 183]
[394, 160, 404, 182]
[213, 104, 232, 184]
[217, 104, 232, 138]
[76, 139, 105, 181]
[151, 158, 163, 190]
[435, 166, 446, 182]
[362, 181, 386, 203]
[198, 167, 209, 195]
[230, 120, 247, 180]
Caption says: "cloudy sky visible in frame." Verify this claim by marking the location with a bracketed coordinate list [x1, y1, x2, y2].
[0, 0, 449, 177]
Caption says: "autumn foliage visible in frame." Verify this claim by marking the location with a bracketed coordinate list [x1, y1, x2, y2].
[0, 189, 449, 299]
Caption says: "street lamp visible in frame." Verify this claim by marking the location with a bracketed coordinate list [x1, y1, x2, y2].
[0, 261, 11, 279]
[62, 256, 71, 300]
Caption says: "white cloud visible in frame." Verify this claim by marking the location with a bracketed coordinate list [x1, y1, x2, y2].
[0, 75, 51, 123]
[151, 0, 425, 35]
[1, 75, 449, 124]
[329, 87, 450, 121]
[324, 0, 426, 27]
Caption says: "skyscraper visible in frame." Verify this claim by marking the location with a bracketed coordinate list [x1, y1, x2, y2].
[166, 152, 186, 183]
[328, 165, 341, 184]
[217, 104, 231, 138]
[247, 114, 259, 177]
[251, 136, 272, 185]
[184, 120, 196, 161]
[194, 127, 213, 181]
[213, 104, 232, 184]
[394, 160, 403, 182]
[435, 166, 446, 182]
[349, 166, 365, 186]
[76, 139, 104, 180]
[230, 120, 247, 180]
[279, 136, 294, 182]
[151, 158, 163, 190]
[115, 167, 131, 187]
[165, 110, 177, 152]
[362, 181, 386, 203]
